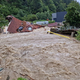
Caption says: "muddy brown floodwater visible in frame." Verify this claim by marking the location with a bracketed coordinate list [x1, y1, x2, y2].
[0, 27, 80, 80]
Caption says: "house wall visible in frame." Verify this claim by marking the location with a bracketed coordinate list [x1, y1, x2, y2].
[3, 26, 8, 34]
[52, 11, 67, 22]
[36, 21, 49, 25]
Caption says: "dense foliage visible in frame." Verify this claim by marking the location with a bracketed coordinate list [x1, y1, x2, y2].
[76, 30, 80, 41]
[49, 20, 55, 23]
[64, 1, 80, 27]
[63, 1, 80, 41]
[0, 0, 73, 21]
[26, 14, 38, 21]
[0, 4, 8, 28]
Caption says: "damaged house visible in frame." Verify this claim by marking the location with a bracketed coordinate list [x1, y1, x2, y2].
[6, 15, 44, 33]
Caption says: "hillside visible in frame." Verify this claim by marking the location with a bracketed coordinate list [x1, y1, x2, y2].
[0, 0, 73, 21]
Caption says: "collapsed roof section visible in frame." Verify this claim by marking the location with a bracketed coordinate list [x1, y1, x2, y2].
[6, 15, 44, 33]
[48, 22, 58, 27]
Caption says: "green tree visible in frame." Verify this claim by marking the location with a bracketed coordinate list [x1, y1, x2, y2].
[76, 30, 80, 41]
[68, 1, 80, 12]
[49, 4, 56, 12]
[0, 4, 8, 28]
[30, 0, 43, 14]
[0, 0, 74, 21]
[36, 11, 51, 20]
[15, 9, 27, 20]
[42, 0, 56, 12]
[63, 0, 73, 5]
[56, 0, 66, 12]
[65, 6, 80, 27]
[26, 14, 38, 21]
[42, 6, 49, 12]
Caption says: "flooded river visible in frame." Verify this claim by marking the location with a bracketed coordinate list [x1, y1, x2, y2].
[0, 27, 80, 80]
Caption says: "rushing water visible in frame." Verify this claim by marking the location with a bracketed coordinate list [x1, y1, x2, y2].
[0, 27, 80, 80]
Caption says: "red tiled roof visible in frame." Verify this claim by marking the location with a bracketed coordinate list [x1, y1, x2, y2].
[7, 16, 44, 33]
[7, 17, 22, 33]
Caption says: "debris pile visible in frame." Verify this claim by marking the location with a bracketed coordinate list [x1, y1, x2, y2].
[48, 22, 58, 27]
[6, 15, 44, 33]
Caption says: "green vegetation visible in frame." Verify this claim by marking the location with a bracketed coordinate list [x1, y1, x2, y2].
[0, 0, 74, 28]
[63, 1, 80, 41]
[26, 14, 38, 21]
[17, 77, 27, 80]
[68, 1, 80, 12]
[0, 4, 8, 28]
[0, 0, 73, 19]
[49, 20, 55, 24]
[76, 30, 80, 41]
[13, 77, 27, 80]
[64, 1, 80, 28]
[36, 11, 51, 20]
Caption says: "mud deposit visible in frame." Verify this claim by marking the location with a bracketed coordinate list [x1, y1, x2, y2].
[0, 27, 80, 80]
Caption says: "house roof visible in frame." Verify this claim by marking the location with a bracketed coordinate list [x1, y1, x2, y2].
[6, 15, 44, 33]
[7, 16, 22, 33]
[7, 16, 32, 33]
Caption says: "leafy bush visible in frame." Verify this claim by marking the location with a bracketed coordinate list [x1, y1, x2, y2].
[36, 11, 51, 20]
[0, 5, 8, 28]
[26, 14, 38, 21]
[49, 20, 55, 24]
[64, 6, 80, 28]
[76, 30, 80, 41]
[63, 21, 70, 27]
[17, 77, 27, 80]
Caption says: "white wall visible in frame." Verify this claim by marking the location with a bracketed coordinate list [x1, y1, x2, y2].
[36, 21, 49, 25]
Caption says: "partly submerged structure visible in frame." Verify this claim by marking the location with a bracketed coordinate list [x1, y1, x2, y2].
[6, 15, 44, 33]
[48, 22, 58, 27]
